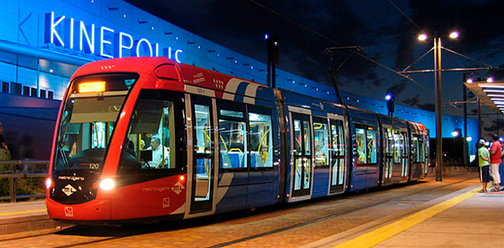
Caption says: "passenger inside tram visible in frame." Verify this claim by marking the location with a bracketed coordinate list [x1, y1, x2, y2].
[230, 135, 245, 152]
[121, 98, 175, 170]
[144, 136, 169, 169]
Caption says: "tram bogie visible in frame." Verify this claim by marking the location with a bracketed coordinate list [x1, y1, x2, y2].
[45, 57, 429, 224]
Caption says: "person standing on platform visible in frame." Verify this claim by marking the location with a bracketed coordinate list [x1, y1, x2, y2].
[489, 134, 502, 192]
[478, 139, 490, 193]
[500, 140, 504, 187]
[0, 121, 10, 159]
[0, 121, 11, 172]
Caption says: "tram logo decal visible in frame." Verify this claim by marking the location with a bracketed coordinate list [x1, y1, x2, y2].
[64, 207, 74, 217]
[163, 197, 170, 208]
[62, 184, 77, 196]
[171, 182, 185, 195]
[58, 176, 85, 181]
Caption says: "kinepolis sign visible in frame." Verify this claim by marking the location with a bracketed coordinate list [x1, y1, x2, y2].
[44, 12, 183, 62]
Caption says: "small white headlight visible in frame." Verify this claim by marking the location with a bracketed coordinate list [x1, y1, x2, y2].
[99, 178, 115, 191]
[45, 178, 52, 189]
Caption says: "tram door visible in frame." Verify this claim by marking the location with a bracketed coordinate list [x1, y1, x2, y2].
[329, 118, 346, 193]
[383, 126, 394, 185]
[291, 113, 312, 197]
[190, 97, 214, 213]
[400, 131, 409, 180]
[383, 127, 406, 184]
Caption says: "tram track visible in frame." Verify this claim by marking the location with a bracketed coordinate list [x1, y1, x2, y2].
[206, 176, 476, 248]
[0, 174, 478, 248]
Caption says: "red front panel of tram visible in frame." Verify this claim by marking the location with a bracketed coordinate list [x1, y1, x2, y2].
[47, 176, 186, 221]
[109, 176, 186, 220]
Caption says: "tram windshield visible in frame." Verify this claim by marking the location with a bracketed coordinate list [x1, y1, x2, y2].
[53, 73, 138, 172]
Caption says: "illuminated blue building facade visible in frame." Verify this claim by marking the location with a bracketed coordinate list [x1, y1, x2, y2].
[0, 0, 478, 159]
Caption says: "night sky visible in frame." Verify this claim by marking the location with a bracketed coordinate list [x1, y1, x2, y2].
[126, 0, 504, 129]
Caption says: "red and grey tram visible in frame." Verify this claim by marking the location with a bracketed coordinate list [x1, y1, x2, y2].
[45, 57, 429, 223]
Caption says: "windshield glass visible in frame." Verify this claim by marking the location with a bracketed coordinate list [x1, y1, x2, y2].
[53, 73, 138, 172]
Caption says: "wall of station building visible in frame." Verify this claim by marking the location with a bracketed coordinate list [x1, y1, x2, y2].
[0, 0, 479, 160]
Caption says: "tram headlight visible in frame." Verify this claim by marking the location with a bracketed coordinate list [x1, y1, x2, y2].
[99, 178, 115, 191]
[45, 178, 53, 189]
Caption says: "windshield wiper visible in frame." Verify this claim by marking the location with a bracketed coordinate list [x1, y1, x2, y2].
[57, 142, 70, 169]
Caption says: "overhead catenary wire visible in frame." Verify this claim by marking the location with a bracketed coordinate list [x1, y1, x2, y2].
[246, 0, 420, 86]
[386, 0, 497, 72]
[353, 52, 423, 88]
[386, 0, 424, 33]
[442, 47, 494, 68]
[401, 47, 434, 73]
[385, 0, 498, 107]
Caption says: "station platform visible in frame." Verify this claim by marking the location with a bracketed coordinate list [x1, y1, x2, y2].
[0, 199, 56, 234]
[0, 170, 503, 247]
[303, 172, 504, 248]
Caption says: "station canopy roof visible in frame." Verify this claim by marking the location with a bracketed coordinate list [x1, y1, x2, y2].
[464, 80, 504, 114]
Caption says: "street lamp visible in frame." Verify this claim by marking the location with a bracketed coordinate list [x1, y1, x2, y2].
[418, 31, 459, 182]
[385, 93, 395, 116]
[451, 128, 461, 137]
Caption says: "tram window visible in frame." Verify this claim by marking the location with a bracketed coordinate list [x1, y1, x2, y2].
[293, 118, 311, 156]
[54, 74, 140, 172]
[402, 132, 408, 157]
[412, 136, 418, 162]
[294, 119, 302, 156]
[91, 122, 114, 148]
[248, 111, 273, 168]
[195, 104, 212, 155]
[219, 119, 247, 169]
[419, 138, 424, 162]
[392, 131, 402, 163]
[220, 109, 244, 118]
[313, 117, 329, 167]
[331, 120, 345, 157]
[356, 127, 366, 165]
[303, 120, 311, 156]
[355, 125, 377, 165]
[193, 103, 213, 187]
[412, 136, 424, 163]
[367, 128, 377, 164]
[386, 129, 394, 157]
[419, 138, 425, 162]
[218, 100, 247, 170]
[331, 120, 345, 186]
[123, 98, 177, 170]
